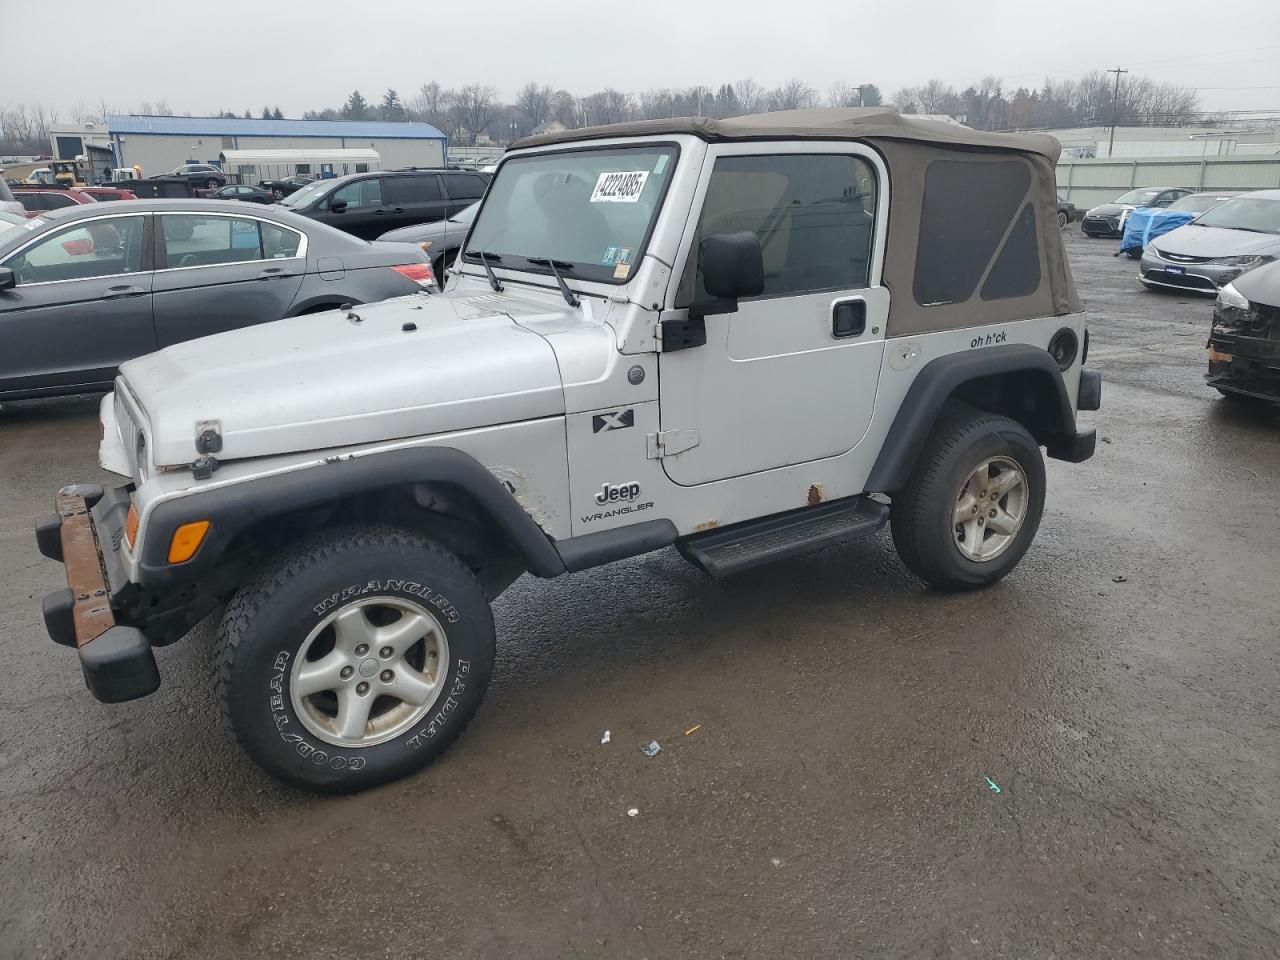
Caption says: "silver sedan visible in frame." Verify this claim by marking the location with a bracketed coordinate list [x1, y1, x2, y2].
[1139, 190, 1280, 294]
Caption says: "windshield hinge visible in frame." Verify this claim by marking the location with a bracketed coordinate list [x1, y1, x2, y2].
[646, 429, 700, 459]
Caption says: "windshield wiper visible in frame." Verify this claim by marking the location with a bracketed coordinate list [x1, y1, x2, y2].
[472, 250, 503, 292]
[527, 257, 580, 308]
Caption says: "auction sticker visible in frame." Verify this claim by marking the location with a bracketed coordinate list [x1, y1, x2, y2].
[591, 170, 649, 203]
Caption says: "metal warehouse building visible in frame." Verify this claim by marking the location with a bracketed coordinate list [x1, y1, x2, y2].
[104, 114, 448, 178]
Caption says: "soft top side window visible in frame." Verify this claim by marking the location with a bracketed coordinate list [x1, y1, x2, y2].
[677, 153, 877, 307]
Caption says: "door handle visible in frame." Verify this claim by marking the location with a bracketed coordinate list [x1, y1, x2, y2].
[391, 207, 405, 214]
[257, 267, 293, 280]
[373, 209, 389, 215]
[102, 284, 146, 299]
[832, 298, 867, 338]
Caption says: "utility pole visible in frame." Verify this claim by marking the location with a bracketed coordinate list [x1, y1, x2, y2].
[1106, 66, 1128, 158]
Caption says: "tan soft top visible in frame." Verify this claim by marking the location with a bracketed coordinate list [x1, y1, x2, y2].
[513, 107, 1063, 162]
[515, 109, 1080, 336]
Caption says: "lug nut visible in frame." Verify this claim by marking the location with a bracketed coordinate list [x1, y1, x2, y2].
[380, 670, 394, 683]
[989, 509, 998, 518]
[354, 644, 369, 656]
[379, 646, 393, 659]
[340, 666, 354, 680]
[356, 681, 369, 695]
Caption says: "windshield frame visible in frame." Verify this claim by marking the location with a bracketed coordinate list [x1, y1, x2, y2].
[461, 140, 681, 287]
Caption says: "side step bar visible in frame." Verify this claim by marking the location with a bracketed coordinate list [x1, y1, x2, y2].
[677, 496, 888, 578]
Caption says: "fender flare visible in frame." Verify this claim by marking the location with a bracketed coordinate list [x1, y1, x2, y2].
[864, 343, 1076, 494]
[137, 446, 566, 587]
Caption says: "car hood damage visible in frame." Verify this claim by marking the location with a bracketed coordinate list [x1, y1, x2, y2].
[120, 292, 573, 468]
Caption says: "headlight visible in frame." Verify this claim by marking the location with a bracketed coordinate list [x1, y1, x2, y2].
[1215, 254, 1273, 268]
[1143, 243, 1154, 257]
[1217, 282, 1249, 312]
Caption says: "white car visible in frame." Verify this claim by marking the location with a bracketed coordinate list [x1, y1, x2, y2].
[37, 109, 1100, 792]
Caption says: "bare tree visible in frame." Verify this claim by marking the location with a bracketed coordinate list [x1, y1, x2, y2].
[638, 89, 675, 120]
[515, 83, 555, 130]
[551, 89, 578, 127]
[450, 83, 500, 144]
[769, 79, 817, 111]
[734, 78, 765, 115]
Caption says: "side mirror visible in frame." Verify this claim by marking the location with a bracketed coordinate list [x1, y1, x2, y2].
[691, 231, 764, 320]
[0, 267, 15, 291]
[329, 198, 348, 213]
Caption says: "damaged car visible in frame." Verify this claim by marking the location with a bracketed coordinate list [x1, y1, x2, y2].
[1207, 258, 1280, 403]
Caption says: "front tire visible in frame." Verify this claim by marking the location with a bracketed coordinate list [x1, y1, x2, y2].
[890, 411, 1046, 591]
[215, 526, 495, 793]
[1057, 210, 1069, 230]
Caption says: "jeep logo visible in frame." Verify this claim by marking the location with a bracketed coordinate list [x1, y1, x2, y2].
[595, 481, 641, 505]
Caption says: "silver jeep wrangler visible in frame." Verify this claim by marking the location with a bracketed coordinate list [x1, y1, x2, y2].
[37, 109, 1101, 792]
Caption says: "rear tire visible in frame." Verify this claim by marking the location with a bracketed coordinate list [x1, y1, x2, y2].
[890, 411, 1046, 591]
[215, 526, 495, 793]
[1057, 210, 1068, 230]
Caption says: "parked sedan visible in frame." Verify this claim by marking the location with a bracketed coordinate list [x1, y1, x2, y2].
[0, 199, 435, 400]
[212, 184, 276, 204]
[258, 174, 316, 200]
[12, 186, 99, 218]
[1056, 196, 1076, 229]
[377, 201, 477, 282]
[1138, 190, 1280, 294]
[1081, 186, 1193, 238]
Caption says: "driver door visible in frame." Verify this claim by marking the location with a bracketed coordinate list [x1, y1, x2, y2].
[658, 144, 889, 486]
[0, 214, 155, 394]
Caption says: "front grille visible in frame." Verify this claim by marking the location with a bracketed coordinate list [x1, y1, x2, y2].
[1083, 216, 1118, 232]
[1156, 249, 1215, 264]
[1143, 268, 1217, 291]
[114, 390, 142, 478]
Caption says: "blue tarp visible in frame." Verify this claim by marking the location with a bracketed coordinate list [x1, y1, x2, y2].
[1118, 208, 1198, 255]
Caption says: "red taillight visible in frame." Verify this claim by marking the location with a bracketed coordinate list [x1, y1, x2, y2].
[391, 262, 436, 288]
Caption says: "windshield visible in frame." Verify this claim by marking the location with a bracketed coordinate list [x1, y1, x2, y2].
[280, 178, 334, 209]
[1171, 194, 1234, 214]
[464, 145, 676, 283]
[1114, 188, 1164, 206]
[1192, 196, 1280, 234]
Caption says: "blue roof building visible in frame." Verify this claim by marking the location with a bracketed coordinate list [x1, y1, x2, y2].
[104, 114, 448, 177]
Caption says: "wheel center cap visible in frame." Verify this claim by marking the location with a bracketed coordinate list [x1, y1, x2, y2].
[358, 658, 379, 679]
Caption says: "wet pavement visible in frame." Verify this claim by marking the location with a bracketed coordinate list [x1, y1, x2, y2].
[2, 233, 1279, 959]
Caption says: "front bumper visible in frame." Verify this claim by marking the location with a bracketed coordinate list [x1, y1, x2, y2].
[1138, 252, 1246, 294]
[1082, 216, 1122, 237]
[1206, 330, 1280, 402]
[36, 485, 160, 703]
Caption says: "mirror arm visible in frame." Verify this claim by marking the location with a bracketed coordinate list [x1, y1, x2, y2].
[688, 297, 738, 322]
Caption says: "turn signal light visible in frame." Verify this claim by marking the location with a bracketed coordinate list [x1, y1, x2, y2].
[391, 262, 436, 288]
[124, 504, 139, 547]
[167, 520, 210, 564]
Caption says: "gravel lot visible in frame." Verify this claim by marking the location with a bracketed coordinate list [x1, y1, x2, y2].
[2, 232, 1278, 960]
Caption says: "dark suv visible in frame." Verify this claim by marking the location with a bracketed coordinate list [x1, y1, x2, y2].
[279, 169, 490, 239]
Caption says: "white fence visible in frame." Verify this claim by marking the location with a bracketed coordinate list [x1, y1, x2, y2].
[1056, 157, 1280, 209]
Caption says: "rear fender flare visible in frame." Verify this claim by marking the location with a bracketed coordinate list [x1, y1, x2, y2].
[865, 343, 1076, 493]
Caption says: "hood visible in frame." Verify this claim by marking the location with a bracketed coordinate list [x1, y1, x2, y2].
[1153, 224, 1280, 258]
[1233, 258, 1280, 308]
[121, 291, 571, 467]
[1087, 203, 1131, 217]
[378, 221, 450, 243]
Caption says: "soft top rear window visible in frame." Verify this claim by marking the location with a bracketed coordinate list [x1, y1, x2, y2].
[913, 158, 1039, 306]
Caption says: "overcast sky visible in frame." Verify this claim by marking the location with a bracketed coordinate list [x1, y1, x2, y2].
[8, 0, 1280, 118]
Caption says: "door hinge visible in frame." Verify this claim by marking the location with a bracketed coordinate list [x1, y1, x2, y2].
[647, 428, 701, 459]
